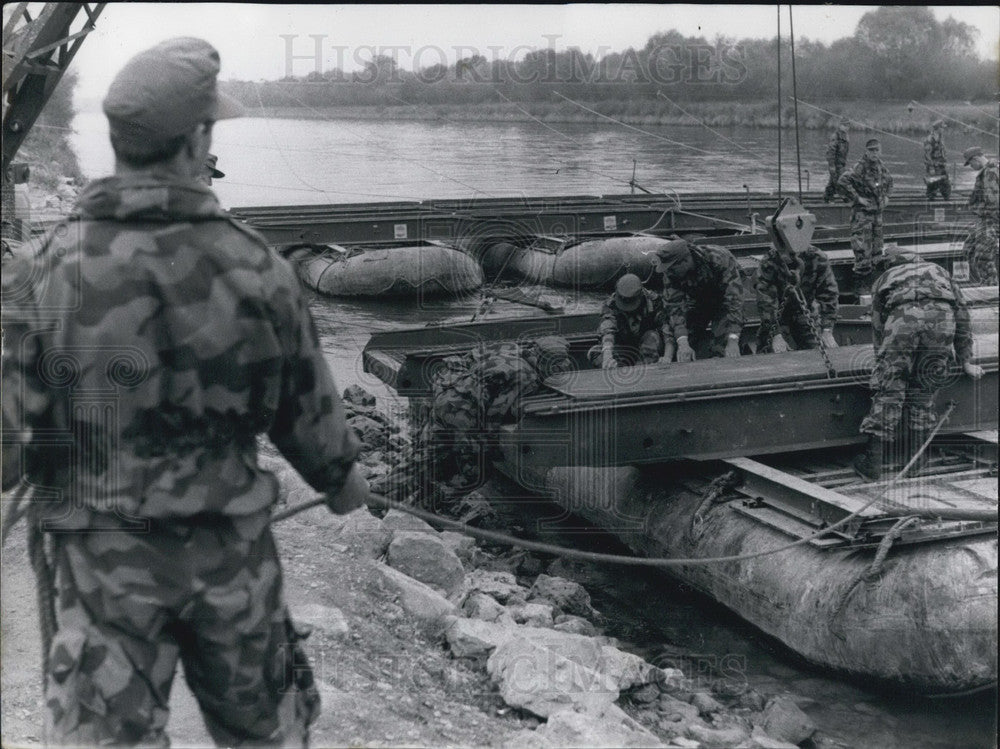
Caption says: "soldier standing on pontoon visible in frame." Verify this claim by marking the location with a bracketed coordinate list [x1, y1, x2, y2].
[823, 118, 850, 202]
[923, 120, 951, 200]
[838, 138, 894, 275]
[962, 146, 999, 285]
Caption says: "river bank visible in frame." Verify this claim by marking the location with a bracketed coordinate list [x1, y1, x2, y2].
[238, 100, 999, 136]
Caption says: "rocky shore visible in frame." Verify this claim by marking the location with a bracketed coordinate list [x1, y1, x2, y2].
[258, 386, 821, 748]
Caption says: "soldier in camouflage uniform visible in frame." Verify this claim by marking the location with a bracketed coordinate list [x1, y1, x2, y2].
[923, 120, 951, 200]
[653, 239, 744, 360]
[755, 243, 839, 353]
[854, 248, 983, 480]
[962, 146, 999, 285]
[423, 337, 572, 489]
[0, 38, 369, 746]
[588, 273, 667, 368]
[839, 138, 894, 275]
[823, 118, 850, 202]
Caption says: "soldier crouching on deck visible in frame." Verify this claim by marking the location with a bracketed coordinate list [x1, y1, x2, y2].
[755, 239, 839, 353]
[653, 239, 744, 361]
[853, 248, 983, 481]
[0, 38, 369, 746]
[588, 273, 668, 368]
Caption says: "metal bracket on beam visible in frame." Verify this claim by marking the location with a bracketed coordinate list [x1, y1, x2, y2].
[724, 456, 883, 529]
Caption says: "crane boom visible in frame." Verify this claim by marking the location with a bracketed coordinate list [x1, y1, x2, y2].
[2, 2, 106, 175]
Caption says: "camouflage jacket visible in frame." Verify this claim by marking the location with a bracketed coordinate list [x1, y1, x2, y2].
[838, 155, 893, 209]
[662, 245, 744, 341]
[597, 289, 666, 344]
[755, 246, 839, 335]
[923, 132, 947, 175]
[825, 131, 849, 173]
[968, 159, 999, 220]
[0, 174, 360, 528]
[870, 261, 973, 364]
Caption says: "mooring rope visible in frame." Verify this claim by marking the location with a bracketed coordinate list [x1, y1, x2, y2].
[269, 403, 993, 568]
[908, 100, 998, 137]
[792, 97, 924, 147]
[552, 91, 718, 156]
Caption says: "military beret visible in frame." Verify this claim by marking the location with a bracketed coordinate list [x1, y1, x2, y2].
[652, 238, 691, 274]
[104, 37, 244, 149]
[614, 273, 643, 311]
[205, 153, 225, 179]
[865, 138, 881, 149]
[931, 119, 946, 129]
[963, 146, 984, 166]
[838, 117, 850, 128]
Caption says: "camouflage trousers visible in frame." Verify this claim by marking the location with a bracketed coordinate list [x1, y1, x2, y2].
[859, 302, 957, 441]
[925, 171, 951, 200]
[587, 330, 664, 367]
[45, 513, 318, 747]
[756, 310, 819, 353]
[850, 208, 884, 273]
[823, 169, 844, 202]
[685, 303, 737, 358]
[963, 219, 999, 286]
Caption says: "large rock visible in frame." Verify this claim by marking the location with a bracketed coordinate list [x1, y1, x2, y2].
[507, 602, 555, 627]
[505, 703, 665, 748]
[485, 626, 665, 718]
[552, 614, 599, 637]
[463, 592, 514, 624]
[685, 718, 751, 748]
[439, 531, 476, 564]
[745, 725, 800, 749]
[387, 531, 466, 595]
[381, 508, 436, 534]
[373, 562, 457, 622]
[528, 574, 598, 619]
[487, 636, 619, 717]
[330, 508, 392, 558]
[443, 616, 517, 658]
[463, 569, 525, 603]
[758, 696, 817, 745]
[292, 603, 350, 638]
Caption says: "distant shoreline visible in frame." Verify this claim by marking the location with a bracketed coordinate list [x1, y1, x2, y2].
[225, 100, 999, 136]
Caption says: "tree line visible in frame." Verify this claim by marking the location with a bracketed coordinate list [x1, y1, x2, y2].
[223, 8, 996, 111]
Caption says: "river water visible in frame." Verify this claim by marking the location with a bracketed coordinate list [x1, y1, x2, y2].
[71, 113, 997, 747]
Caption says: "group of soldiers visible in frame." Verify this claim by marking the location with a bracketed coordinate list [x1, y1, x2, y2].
[0, 35, 994, 748]
[823, 118, 999, 285]
[590, 231, 983, 481]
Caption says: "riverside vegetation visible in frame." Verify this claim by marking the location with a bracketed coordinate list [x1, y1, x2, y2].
[223, 7, 998, 136]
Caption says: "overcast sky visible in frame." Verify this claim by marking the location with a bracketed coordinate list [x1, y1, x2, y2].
[62, 4, 1000, 103]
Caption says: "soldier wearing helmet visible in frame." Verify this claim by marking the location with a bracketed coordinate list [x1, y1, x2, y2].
[589, 272, 668, 368]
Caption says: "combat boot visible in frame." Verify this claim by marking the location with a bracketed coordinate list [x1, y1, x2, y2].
[853, 435, 884, 481]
